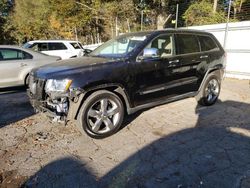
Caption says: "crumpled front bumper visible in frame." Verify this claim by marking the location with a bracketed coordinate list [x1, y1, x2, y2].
[27, 90, 57, 117]
[27, 89, 70, 123]
[27, 88, 85, 124]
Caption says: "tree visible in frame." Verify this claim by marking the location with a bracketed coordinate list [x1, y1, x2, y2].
[141, 0, 170, 29]
[0, 0, 14, 44]
[232, 0, 247, 19]
[7, 0, 52, 43]
[213, 0, 218, 13]
[183, 1, 227, 26]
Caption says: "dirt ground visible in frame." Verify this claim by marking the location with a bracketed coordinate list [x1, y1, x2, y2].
[0, 78, 250, 188]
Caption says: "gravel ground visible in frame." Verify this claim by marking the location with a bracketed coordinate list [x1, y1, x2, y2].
[0, 78, 250, 188]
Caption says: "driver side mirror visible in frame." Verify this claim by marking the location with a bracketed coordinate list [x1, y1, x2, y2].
[143, 48, 160, 58]
[137, 48, 160, 62]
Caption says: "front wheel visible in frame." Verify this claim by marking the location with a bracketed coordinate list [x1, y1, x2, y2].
[196, 75, 221, 106]
[77, 90, 124, 139]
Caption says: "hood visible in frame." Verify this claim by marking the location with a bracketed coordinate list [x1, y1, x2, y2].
[33, 56, 115, 78]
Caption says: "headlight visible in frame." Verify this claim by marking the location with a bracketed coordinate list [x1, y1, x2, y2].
[45, 79, 72, 93]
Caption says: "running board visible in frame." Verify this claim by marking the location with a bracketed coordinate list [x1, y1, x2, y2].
[127, 91, 197, 114]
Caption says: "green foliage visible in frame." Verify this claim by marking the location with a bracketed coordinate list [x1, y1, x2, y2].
[1, 0, 247, 44]
[7, 0, 92, 43]
[183, 0, 227, 26]
[5, 0, 140, 44]
[0, 0, 15, 44]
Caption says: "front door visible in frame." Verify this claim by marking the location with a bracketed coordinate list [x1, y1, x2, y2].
[132, 34, 183, 106]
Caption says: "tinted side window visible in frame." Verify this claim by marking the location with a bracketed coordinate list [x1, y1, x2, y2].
[29, 43, 48, 51]
[176, 34, 200, 55]
[23, 51, 33, 59]
[146, 34, 174, 57]
[0, 49, 27, 61]
[48, 43, 67, 50]
[198, 35, 218, 51]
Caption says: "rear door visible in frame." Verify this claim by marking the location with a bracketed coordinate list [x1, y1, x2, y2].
[175, 33, 206, 92]
[46, 42, 69, 59]
[197, 34, 222, 84]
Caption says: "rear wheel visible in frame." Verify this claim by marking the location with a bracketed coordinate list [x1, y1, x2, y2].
[77, 90, 124, 139]
[196, 75, 221, 106]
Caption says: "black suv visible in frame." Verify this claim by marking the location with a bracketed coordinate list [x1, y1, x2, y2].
[28, 29, 226, 138]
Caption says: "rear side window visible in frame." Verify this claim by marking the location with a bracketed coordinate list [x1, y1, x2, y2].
[0, 49, 33, 61]
[48, 43, 67, 50]
[23, 51, 33, 59]
[176, 34, 200, 55]
[198, 35, 218, 51]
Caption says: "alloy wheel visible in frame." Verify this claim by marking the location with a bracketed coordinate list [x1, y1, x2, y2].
[87, 98, 121, 134]
[205, 78, 219, 103]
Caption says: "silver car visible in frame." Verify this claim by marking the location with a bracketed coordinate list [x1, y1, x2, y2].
[0, 45, 60, 88]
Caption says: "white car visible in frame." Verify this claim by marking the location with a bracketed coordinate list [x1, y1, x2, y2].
[23, 40, 85, 60]
[0, 45, 60, 88]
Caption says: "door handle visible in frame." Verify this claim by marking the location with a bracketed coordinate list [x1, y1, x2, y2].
[200, 55, 208, 59]
[21, 63, 27, 67]
[169, 59, 179, 64]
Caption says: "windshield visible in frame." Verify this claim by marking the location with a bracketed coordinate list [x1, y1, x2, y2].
[90, 33, 148, 58]
[23, 42, 32, 48]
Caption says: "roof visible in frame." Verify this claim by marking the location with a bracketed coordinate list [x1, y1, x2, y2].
[0, 45, 23, 49]
[118, 28, 212, 38]
[0, 45, 49, 57]
[26, 40, 80, 43]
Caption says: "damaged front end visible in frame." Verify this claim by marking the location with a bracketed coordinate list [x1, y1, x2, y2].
[28, 75, 84, 124]
[45, 96, 69, 123]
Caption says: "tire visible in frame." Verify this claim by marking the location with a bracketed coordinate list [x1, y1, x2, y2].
[77, 90, 124, 139]
[196, 75, 221, 106]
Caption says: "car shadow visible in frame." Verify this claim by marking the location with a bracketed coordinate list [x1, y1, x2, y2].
[21, 100, 250, 187]
[120, 110, 144, 130]
[0, 87, 34, 128]
[0, 86, 27, 94]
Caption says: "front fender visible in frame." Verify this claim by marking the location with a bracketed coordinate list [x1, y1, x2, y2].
[67, 84, 132, 120]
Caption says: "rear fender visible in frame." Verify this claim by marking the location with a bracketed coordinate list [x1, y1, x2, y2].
[198, 68, 223, 93]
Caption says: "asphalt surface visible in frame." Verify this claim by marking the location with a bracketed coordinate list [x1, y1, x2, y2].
[0, 78, 250, 188]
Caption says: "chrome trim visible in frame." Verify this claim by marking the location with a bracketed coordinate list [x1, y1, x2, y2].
[140, 86, 166, 95]
[140, 78, 198, 95]
[169, 59, 179, 64]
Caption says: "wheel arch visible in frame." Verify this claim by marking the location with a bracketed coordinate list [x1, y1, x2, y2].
[24, 73, 30, 86]
[19, 68, 33, 86]
[70, 84, 132, 120]
[198, 67, 223, 93]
